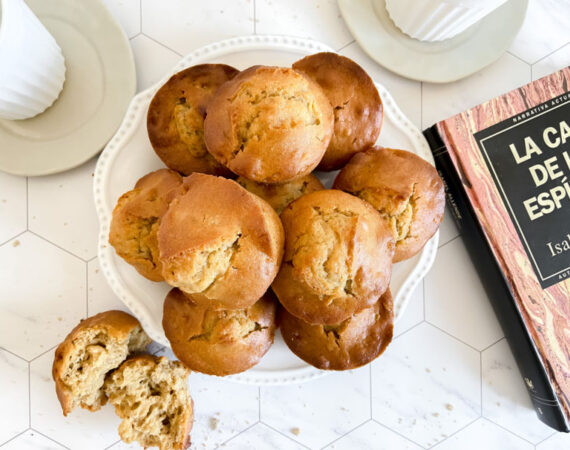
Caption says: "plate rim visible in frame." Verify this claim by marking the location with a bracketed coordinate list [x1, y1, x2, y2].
[338, 0, 528, 83]
[0, 0, 136, 177]
[94, 34, 439, 385]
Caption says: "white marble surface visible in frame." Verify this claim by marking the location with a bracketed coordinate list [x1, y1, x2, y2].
[0, 0, 569, 449]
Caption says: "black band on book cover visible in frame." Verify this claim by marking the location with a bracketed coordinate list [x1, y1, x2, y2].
[423, 125, 569, 432]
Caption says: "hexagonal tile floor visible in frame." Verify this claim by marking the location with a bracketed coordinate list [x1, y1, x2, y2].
[1, 1, 569, 449]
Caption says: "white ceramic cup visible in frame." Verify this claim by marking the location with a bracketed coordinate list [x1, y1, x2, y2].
[384, 0, 509, 42]
[0, 0, 66, 120]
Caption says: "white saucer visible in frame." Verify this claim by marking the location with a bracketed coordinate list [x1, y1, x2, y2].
[338, 0, 528, 83]
[0, 0, 136, 176]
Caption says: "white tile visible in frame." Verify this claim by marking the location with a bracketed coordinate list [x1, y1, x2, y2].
[537, 432, 570, 450]
[422, 53, 530, 129]
[482, 339, 554, 443]
[532, 43, 570, 80]
[325, 421, 422, 450]
[1, 430, 66, 449]
[30, 350, 122, 450]
[130, 34, 182, 92]
[433, 418, 533, 450]
[371, 323, 480, 448]
[0, 232, 86, 360]
[100, 0, 141, 38]
[87, 258, 127, 316]
[106, 440, 140, 449]
[221, 423, 303, 450]
[0, 172, 26, 244]
[339, 43, 422, 129]
[256, 0, 353, 51]
[141, 0, 253, 55]
[437, 206, 460, 248]
[394, 281, 423, 338]
[184, 372, 259, 449]
[425, 238, 503, 350]
[28, 158, 99, 260]
[509, 0, 570, 64]
[260, 367, 370, 449]
[0, 350, 28, 444]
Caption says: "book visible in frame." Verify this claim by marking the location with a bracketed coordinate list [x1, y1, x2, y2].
[423, 67, 570, 432]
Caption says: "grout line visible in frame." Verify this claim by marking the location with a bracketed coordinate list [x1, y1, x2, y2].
[0, 229, 27, 248]
[26, 230, 88, 263]
[217, 421, 259, 448]
[28, 343, 59, 363]
[480, 336, 505, 353]
[437, 234, 461, 250]
[429, 416, 480, 449]
[480, 352, 483, 415]
[532, 429, 557, 447]
[141, 32, 183, 57]
[528, 41, 570, 66]
[261, 422, 311, 449]
[0, 429, 30, 448]
[393, 320, 424, 341]
[369, 363, 373, 419]
[28, 362, 31, 428]
[85, 261, 89, 318]
[0, 345, 28, 362]
[258, 386, 261, 421]
[86, 254, 98, 263]
[371, 418, 427, 448]
[253, 0, 257, 34]
[422, 278, 426, 320]
[423, 322, 481, 353]
[530, 63, 534, 82]
[29, 429, 71, 449]
[336, 39, 356, 52]
[129, 32, 142, 41]
[480, 416, 539, 447]
[505, 50, 533, 67]
[420, 82, 424, 130]
[139, 0, 143, 34]
[104, 439, 121, 450]
[26, 176, 29, 230]
[320, 419, 372, 449]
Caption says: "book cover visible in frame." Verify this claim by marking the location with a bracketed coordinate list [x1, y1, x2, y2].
[423, 67, 570, 431]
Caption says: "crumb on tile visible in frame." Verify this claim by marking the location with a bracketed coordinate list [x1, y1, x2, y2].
[290, 427, 300, 436]
[425, 368, 431, 373]
[496, 402, 501, 407]
[12, 240, 20, 247]
[398, 417, 402, 423]
[209, 417, 220, 430]
[432, 412, 439, 417]
[445, 403, 454, 411]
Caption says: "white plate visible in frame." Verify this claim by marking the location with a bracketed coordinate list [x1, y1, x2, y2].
[0, 0, 136, 176]
[94, 35, 439, 385]
[338, 0, 528, 83]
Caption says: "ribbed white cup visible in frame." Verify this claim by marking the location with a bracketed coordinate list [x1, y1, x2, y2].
[0, 0, 66, 120]
[384, 0, 508, 42]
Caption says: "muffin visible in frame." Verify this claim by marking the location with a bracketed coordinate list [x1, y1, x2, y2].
[109, 169, 183, 281]
[280, 290, 394, 370]
[333, 147, 445, 262]
[163, 288, 277, 376]
[52, 311, 151, 416]
[203, 65, 334, 183]
[105, 355, 193, 450]
[147, 64, 239, 176]
[236, 173, 324, 214]
[272, 190, 394, 325]
[157, 173, 284, 308]
[293, 52, 382, 171]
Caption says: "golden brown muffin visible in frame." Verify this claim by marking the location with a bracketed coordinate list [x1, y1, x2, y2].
[109, 169, 183, 281]
[236, 173, 324, 214]
[272, 190, 394, 325]
[52, 311, 151, 416]
[147, 64, 239, 176]
[163, 288, 277, 376]
[293, 52, 382, 171]
[333, 147, 444, 262]
[105, 355, 193, 450]
[203, 65, 334, 183]
[158, 173, 284, 309]
[279, 290, 394, 370]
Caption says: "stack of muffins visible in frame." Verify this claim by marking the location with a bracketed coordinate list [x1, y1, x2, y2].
[109, 52, 445, 375]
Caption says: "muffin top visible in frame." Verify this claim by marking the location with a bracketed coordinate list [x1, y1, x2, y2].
[109, 169, 183, 281]
[333, 147, 445, 262]
[236, 173, 324, 214]
[279, 289, 393, 370]
[147, 64, 239, 176]
[162, 288, 276, 376]
[293, 52, 382, 171]
[203, 65, 334, 183]
[158, 173, 284, 309]
[272, 189, 394, 325]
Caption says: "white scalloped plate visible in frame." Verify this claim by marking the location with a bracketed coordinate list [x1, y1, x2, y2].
[94, 35, 439, 385]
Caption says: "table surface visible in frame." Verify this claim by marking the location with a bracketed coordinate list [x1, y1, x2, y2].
[1, 0, 569, 449]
